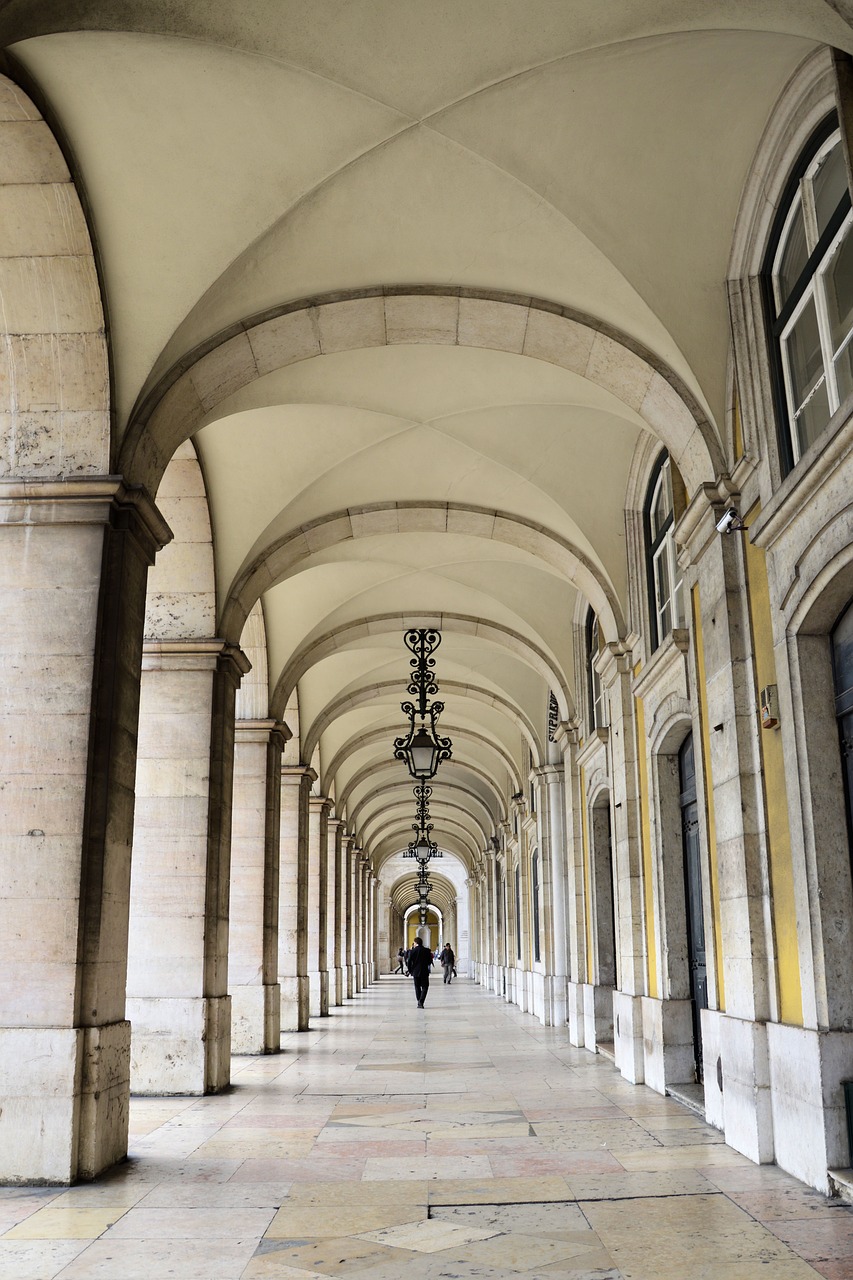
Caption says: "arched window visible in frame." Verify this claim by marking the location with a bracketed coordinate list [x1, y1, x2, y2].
[832, 599, 853, 859]
[763, 117, 853, 472]
[586, 608, 606, 729]
[644, 451, 684, 650]
[515, 865, 522, 961]
[531, 851, 541, 962]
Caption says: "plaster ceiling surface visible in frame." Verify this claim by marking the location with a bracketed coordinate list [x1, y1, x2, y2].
[6, 1, 847, 862]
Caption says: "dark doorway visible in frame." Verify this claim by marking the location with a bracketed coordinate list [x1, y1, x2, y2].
[591, 799, 616, 987]
[832, 600, 853, 863]
[679, 734, 708, 1079]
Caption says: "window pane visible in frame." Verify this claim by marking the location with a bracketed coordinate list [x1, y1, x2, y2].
[813, 139, 847, 240]
[795, 380, 831, 456]
[654, 543, 672, 639]
[775, 199, 809, 309]
[650, 462, 672, 540]
[784, 295, 827, 417]
[825, 223, 853, 403]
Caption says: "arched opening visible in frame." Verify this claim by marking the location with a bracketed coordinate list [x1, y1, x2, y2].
[679, 734, 708, 1082]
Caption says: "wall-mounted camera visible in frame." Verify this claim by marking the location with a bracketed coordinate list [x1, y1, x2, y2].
[715, 506, 747, 534]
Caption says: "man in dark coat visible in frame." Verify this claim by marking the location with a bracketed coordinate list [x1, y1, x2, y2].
[407, 936, 432, 1008]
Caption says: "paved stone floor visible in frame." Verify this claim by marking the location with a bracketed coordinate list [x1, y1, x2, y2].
[3, 978, 853, 1279]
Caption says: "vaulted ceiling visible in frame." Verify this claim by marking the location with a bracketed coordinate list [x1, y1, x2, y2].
[7, 0, 850, 871]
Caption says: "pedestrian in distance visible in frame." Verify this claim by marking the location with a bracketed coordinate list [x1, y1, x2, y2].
[439, 943, 455, 983]
[394, 946, 407, 974]
[407, 936, 432, 1008]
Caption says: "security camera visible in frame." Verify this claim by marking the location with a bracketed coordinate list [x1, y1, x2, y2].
[715, 506, 745, 534]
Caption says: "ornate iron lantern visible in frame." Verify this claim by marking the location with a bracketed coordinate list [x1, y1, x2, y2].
[393, 629, 452, 780]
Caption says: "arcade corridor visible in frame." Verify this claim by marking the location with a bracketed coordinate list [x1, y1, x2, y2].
[1, 979, 851, 1279]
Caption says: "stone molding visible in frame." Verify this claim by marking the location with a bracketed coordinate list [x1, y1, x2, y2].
[123, 289, 722, 497]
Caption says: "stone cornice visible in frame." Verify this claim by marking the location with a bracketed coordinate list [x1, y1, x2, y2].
[674, 476, 740, 568]
[0, 476, 173, 561]
[141, 639, 251, 681]
[576, 728, 608, 770]
[234, 717, 291, 746]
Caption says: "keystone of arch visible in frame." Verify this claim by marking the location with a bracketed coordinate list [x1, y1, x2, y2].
[319, 721, 523, 798]
[223, 501, 624, 646]
[301, 677, 542, 767]
[121, 288, 723, 498]
[271, 611, 573, 724]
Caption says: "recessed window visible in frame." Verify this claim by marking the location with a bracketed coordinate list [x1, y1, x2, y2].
[644, 452, 684, 650]
[764, 119, 853, 470]
[586, 608, 607, 729]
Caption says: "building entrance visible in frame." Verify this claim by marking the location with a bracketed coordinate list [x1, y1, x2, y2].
[679, 734, 708, 1080]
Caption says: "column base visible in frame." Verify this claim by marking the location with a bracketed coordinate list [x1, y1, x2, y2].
[548, 974, 568, 1029]
[346, 964, 355, 998]
[280, 977, 300, 1031]
[127, 996, 231, 1095]
[567, 981, 585, 1047]
[613, 990, 644, 1083]
[716, 1012, 773, 1167]
[0, 1022, 131, 1184]
[641, 996, 695, 1094]
[360, 962, 369, 988]
[767, 1022, 853, 1193]
[319, 969, 329, 1016]
[231, 984, 281, 1054]
[334, 967, 344, 1006]
[581, 983, 614, 1051]
[308, 970, 322, 1019]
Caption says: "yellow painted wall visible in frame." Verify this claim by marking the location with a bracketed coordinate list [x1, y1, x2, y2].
[407, 910, 440, 948]
[634, 675, 658, 999]
[743, 505, 803, 1026]
[691, 584, 726, 1012]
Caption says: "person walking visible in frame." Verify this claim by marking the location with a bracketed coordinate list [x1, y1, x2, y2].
[394, 946, 407, 974]
[439, 943, 455, 984]
[407, 936, 432, 1008]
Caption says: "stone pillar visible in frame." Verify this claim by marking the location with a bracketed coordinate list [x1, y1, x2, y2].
[279, 766, 315, 1031]
[127, 639, 249, 1095]
[358, 858, 370, 987]
[679, 486, 775, 1163]
[595, 647, 647, 1083]
[327, 819, 345, 1006]
[0, 481, 169, 1182]
[307, 796, 331, 1017]
[535, 765, 569, 1028]
[343, 835, 356, 997]
[555, 722, 586, 1049]
[371, 874, 380, 981]
[229, 719, 289, 1054]
[350, 845, 363, 993]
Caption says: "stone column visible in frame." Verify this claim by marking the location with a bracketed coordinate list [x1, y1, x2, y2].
[555, 722, 588, 1047]
[679, 485, 775, 1162]
[279, 766, 315, 1031]
[327, 819, 345, 1006]
[350, 845, 363, 993]
[358, 858, 370, 988]
[229, 719, 289, 1054]
[594, 646, 647, 1083]
[371, 874, 380, 980]
[534, 765, 569, 1028]
[343, 834, 356, 997]
[306, 796, 331, 1017]
[0, 481, 169, 1182]
[127, 640, 249, 1095]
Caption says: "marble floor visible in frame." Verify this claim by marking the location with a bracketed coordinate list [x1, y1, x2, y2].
[3, 978, 853, 1279]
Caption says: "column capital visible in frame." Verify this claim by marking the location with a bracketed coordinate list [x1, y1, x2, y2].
[328, 816, 346, 832]
[674, 474, 741, 568]
[309, 793, 332, 814]
[0, 476, 172, 562]
[596, 639, 635, 687]
[281, 764, 317, 786]
[531, 764, 564, 785]
[142, 638, 251, 683]
[552, 718, 581, 750]
[235, 717, 291, 746]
